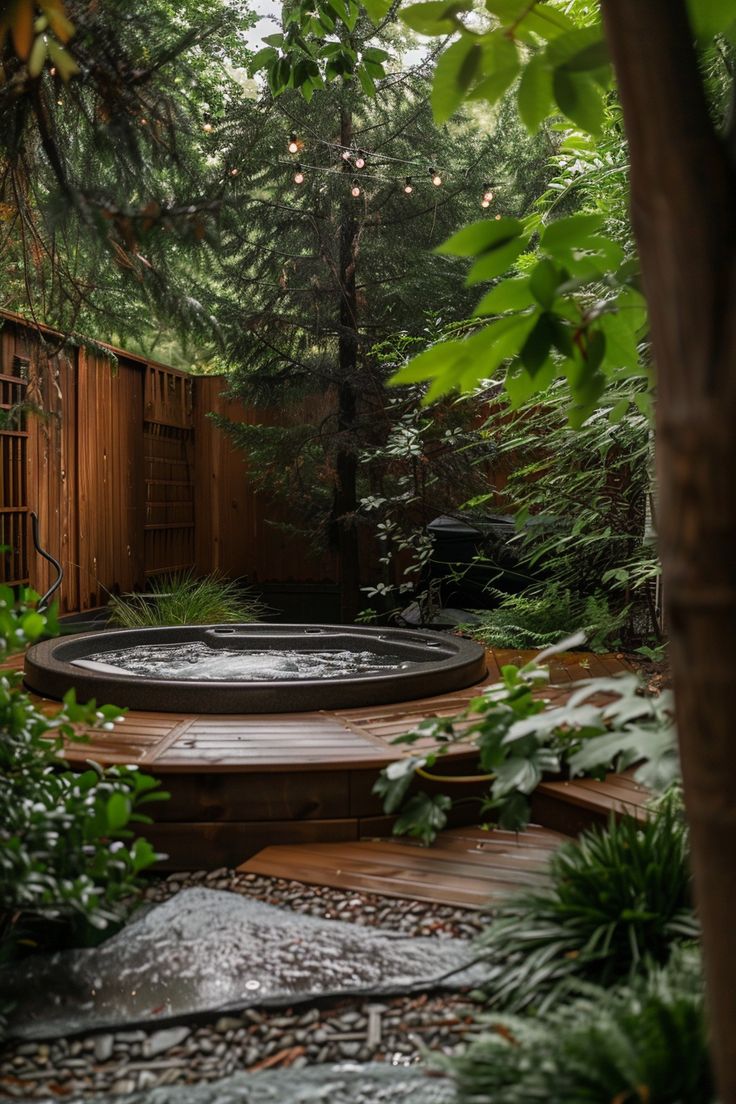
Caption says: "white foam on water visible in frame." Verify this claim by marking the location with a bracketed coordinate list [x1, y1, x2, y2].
[83, 642, 414, 682]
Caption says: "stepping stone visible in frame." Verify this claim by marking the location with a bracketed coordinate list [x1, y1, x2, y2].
[90, 1064, 455, 1103]
[2, 889, 487, 1040]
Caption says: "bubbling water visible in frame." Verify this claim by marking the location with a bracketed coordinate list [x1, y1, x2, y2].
[83, 641, 413, 682]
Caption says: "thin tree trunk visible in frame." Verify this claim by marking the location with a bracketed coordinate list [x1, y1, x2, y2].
[600, 0, 736, 1095]
[334, 102, 362, 622]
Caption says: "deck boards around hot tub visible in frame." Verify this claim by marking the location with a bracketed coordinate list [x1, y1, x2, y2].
[5, 646, 638, 868]
[40, 647, 630, 771]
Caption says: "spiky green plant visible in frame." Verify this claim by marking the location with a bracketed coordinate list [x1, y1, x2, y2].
[476, 796, 697, 1011]
[454, 950, 713, 1104]
[107, 572, 266, 628]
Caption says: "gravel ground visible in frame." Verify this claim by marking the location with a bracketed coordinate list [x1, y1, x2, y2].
[0, 871, 492, 1100]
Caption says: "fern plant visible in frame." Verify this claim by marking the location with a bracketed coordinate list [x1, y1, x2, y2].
[465, 585, 626, 652]
[475, 797, 697, 1012]
[454, 950, 713, 1104]
[107, 571, 266, 627]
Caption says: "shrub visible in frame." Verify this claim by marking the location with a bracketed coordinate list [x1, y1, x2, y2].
[475, 796, 697, 1012]
[0, 588, 166, 967]
[454, 950, 713, 1104]
[107, 570, 266, 627]
[465, 585, 626, 652]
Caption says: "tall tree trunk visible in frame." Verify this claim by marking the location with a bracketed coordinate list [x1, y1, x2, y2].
[334, 102, 362, 622]
[600, 0, 736, 1096]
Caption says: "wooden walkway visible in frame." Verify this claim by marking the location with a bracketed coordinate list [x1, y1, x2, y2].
[6, 646, 639, 870]
[239, 824, 567, 908]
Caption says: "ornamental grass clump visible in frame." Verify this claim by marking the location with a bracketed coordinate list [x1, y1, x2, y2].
[107, 571, 266, 627]
[476, 796, 697, 1012]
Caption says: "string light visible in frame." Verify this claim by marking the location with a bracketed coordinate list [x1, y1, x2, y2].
[351, 182, 361, 197]
[341, 149, 352, 161]
[481, 183, 493, 208]
[429, 167, 442, 187]
[403, 177, 413, 194]
[230, 167, 239, 176]
[293, 164, 305, 185]
[354, 150, 366, 169]
[494, 213, 502, 220]
[202, 114, 213, 133]
[288, 133, 300, 154]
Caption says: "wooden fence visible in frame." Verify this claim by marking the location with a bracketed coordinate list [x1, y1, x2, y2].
[0, 311, 336, 614]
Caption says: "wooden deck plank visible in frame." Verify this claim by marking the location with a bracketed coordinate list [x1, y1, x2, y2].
[239, 822, 557, 908]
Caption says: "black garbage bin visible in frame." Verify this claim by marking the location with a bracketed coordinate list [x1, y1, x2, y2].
[426, 513, 537, 608]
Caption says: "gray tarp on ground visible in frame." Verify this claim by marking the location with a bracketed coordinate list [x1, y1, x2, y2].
[85, 1064, 455, 1104]
[2, 889, 486, 1040]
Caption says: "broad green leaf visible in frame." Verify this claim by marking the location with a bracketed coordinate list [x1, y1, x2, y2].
[249, 46, 278, 73]
[467, 236, 528, 283]
[362, 0, 393, 21]
[553, 68, 605, 135]
[106, 792, 131, 831]
[484, 0, 574, 40]
[546, 26, 608, 70]
[437, 216, 524, 257]
[363, 46, 390, 63]
[358, 65, 376, 96]
[474, 277, 536, 315]
[528, 258, 562, 308]
[505, 359, 556, 407]
[467, 33, 520, 105]
[599, 311, 641, 373]
[21, 610, 45, 638]
[401, 0, 470, 35]
[541, 212, 606, 253]
[390, 339, 465, 385]
[520, 311, 556, 373]
[517, 52, 554, 133]
[432, 38, 482, 124]
[687, 0, 736, 40]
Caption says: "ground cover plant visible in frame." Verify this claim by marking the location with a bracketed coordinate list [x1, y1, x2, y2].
[107, 571, 266, 628]
[464, 585, 625, 651]
[0, 590, 166, 972]
[453, 949, 713, 1104]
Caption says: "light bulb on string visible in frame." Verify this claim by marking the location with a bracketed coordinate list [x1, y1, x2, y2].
[354, 150, 366, 169]
[481, 182, 493, 208]
[429, 167, 442, 187]
[403, 177, 413, 195]
[351, 181, 361, 198]
[341, 149, 352, 161]
[202, 113, 213, 133]
[288, 133, 300, 154]
[293, 164, 305, 185]
[230, 167, 239, 177]
[494, 213, 502, 220]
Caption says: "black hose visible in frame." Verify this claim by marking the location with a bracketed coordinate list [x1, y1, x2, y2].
[29, 511, 64, 612]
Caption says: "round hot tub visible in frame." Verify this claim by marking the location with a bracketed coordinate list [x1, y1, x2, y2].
[24, 623, 487, 713]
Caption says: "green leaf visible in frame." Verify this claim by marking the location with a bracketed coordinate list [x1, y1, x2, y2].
[437, 216, 524, 257]
[363, 46, 390, 63]
[474, 277, 536, 315]
[431, 38, 481, 124]
[517, 52, 554, 133]
[468, 33, 520, 105]
[362, 0, 393, 22]
[401, 0, 470, 35]
[249, 46, 278, 73]
[541, 212, 606, 253]
[520, 312, 556, 374]
[505, 358, 556, 407]
[393, 793, 451, 845]
[106, 792, 131, 832]
[358, 65, 376, 96]
[547, 27, 608, 71]
[484, 0, 574, 40]
[552, 68, 605, 136]
[687, 0, 736, 40]
[529, 258, 562, 308]
[390, 339, 465, 385]
[21, 610, 45, 639]
[467, 237, 527, 284]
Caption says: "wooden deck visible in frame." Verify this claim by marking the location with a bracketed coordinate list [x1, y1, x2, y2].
[7, 646, 638, 869]
[239, 824, 567, 909]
